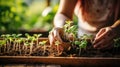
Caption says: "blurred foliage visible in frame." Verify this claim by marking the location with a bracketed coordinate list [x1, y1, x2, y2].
[0, 0, 58, 34]
[0, 0, 27, 33]
[0, 0, 77, 34]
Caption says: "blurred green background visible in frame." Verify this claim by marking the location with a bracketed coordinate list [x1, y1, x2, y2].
[0, 0, 77, 35]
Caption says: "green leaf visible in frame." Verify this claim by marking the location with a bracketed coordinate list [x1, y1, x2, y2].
[0, 40, 6, 47]
[80, 40, 87, 48]
[114, 38, 120, 47]
[74, 41, 81, 45]
[55, 40, 60, 46]
[39, 40, 47, 46]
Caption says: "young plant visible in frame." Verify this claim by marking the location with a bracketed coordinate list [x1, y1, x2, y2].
[15, 34, 22, 51]
[64, 21, 78, 43]
[11, 34, 17, 51]
[1, 34, 7, 52]
[16, 38, 23, 55]
[5, 34, 11, 52]
[24, 41, 30, 55]
[33, 34, 42, 47]
[25, 33, 35, 54]
[55, 40, 61, 54]
[63, 21, 94, 56]
[114, 37, 120, 48]
[39, 40, 47, 55]
[0, 40, 6, 53]
[74, 39, 88, 56]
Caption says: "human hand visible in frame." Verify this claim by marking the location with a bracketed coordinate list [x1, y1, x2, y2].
[93, 27, 117, 50]
[48, 27, 70, 52]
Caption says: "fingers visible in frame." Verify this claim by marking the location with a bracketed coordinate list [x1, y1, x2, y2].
[95, 28, 106, 38]
[93, 27, 111, 44]
[48, 32, 55, 45]
[48, 28, 63, 46]
[53, 29, 63, 43]
[93, 27, 115, 50]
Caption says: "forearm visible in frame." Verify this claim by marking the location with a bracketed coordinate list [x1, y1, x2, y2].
[54, 13, 71, 28]
[111, 19, 120, 33]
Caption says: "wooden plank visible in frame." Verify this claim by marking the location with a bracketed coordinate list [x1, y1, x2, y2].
[0, 56, 120, 66]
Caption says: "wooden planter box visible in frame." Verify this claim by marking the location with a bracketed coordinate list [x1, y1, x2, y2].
[0, 56, 120, 66]
[0, 38, 120, 67]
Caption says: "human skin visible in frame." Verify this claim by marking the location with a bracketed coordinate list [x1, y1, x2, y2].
[49, 0, 120, 50]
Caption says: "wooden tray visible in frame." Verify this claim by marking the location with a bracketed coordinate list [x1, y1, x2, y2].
[0, 56, 120, 66]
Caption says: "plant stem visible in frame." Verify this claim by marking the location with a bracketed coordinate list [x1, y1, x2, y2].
[30, 41, 33, 54]
[57, 45, 59, 54]
[79, 48, 81, 56]
[43, 44, 46, 55]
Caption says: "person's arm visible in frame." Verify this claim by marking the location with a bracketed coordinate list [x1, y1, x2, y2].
[54, 0, 77, 28]
[111, 20, 120, 33]
[49, 0, 77, 52]
[93, 0, 120, 49]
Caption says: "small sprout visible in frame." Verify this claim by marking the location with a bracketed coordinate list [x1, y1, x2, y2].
[33, 34, 42, 47]
[80, 34, 93, 40]
[16, 34, 22, 38]
[55, 40, 60, 46]
[114, 37, 120, 47]
[39, 40, 47, 46]
[39, 40, 47, 55]
[55, 40, 61, 53]
[33, 34, 42, 38]
[0, 40, 6, 47]
[0, 40, 6, 53]
[80, 40, 87, 48]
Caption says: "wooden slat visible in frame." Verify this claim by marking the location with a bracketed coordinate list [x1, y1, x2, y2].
[0, 56, 120, 66]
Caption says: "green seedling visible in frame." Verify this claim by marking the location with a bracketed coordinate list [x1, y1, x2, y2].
[1, 34, 7, 52]
[25, 33, 36, 54]
[11, 34, 22, 51]
[55, 40, 61, 54]
[74, 39, 88, 56]
[64, 21, 78, 42]
[39, 40, 47, 55]
[24, 41, 30, 55]
[114, 37, 120, 47]
[16, 38, 23, 55]
[33, 34, 42, 47]
[0, 40, 6, 53]
[5, 34, 11, 52]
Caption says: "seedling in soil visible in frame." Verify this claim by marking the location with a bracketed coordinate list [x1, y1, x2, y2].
[16, 38, 23, 55]
[114, 37, 120, 48]
[55, 40, 61, 54]
[11, 34, 22, 51]
[1, 34, 6, 52]
[24, 41, 30, 55]
[63, 21, 94, 56]
[0, 40, 6, 53]
[74, 39, 88, 56]
[39, 40, 47, 55]
[33, 34, 42, 47]
[25, 33, 35, 54]
[63, 21, 78, 42]
[5, 34, 12, 52]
